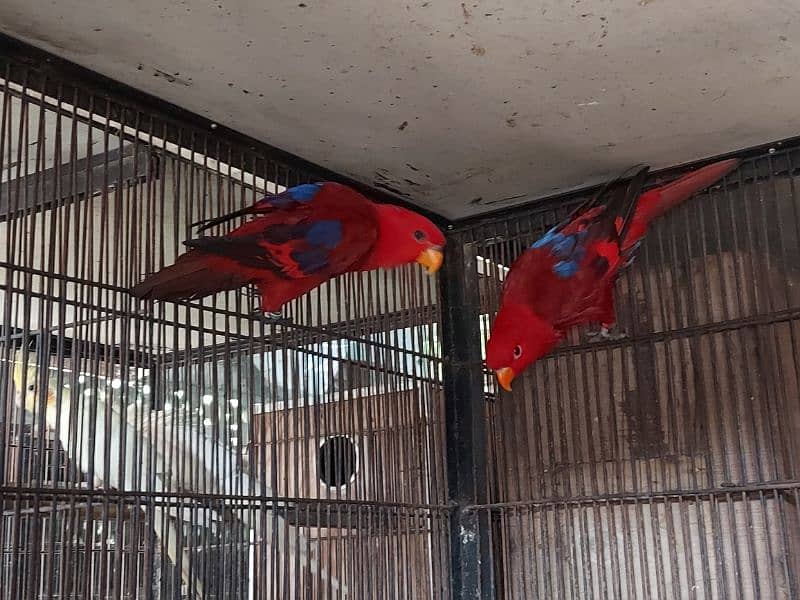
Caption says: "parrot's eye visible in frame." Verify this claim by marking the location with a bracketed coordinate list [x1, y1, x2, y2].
[513, 345, 522, 359]
[413, 229, 426, 242]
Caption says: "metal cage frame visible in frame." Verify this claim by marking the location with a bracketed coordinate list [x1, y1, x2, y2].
[1, 32, 800, 600]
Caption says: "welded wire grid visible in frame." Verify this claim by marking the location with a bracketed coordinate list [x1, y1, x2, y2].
[0, 60, 450, 599]
[464, 152, 800, 598]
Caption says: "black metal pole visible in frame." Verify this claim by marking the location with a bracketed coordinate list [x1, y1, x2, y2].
[440, 229, 495, 599]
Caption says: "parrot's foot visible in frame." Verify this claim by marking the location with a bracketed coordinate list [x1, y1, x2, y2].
[263, 310, 284, 322]
[586, 325, 627, 342]
[249, 307, 285, 322]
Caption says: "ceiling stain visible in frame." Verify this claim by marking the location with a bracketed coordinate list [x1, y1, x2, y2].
[143, 66, 193, 86]
[3, 0, 798, 219]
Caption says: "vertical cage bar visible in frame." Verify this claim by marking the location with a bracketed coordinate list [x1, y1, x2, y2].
[440, 229, 494, 598]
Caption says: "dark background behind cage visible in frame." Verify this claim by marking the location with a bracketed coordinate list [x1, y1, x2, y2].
[1, 36, 799, 599]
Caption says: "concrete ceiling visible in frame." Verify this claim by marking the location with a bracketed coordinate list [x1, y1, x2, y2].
[1, 1, 798, 219]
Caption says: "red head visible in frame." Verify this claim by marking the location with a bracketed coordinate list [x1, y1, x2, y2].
[485, 303, 561, 392]
[356, 203, 446, 274]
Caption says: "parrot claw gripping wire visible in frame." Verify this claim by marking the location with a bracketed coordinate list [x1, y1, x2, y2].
[248, 303, 286, 322]
[586, 325, 628, 342]
[262, 309, 291, 325]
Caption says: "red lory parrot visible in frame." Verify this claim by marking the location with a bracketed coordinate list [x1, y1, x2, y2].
[485, 158, 740, 392]
[131, 182, 445, 314]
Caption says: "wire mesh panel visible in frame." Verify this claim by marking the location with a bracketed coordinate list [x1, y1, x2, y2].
[459, 152, 800, 599]
[0, 57, 450, 599]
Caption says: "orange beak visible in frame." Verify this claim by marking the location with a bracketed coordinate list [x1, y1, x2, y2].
[416, 246, 444, 274]
[495, 367, 516, 392]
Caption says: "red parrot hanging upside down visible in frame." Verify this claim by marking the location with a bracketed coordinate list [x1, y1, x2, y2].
[485, 158, 741, 392]
[130, 182, 445, 315]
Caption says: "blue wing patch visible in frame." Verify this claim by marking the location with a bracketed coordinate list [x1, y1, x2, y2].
[257, 182, 323, 209]
[553, 260, 579, 278]
[260, 219, 343, 275]
[291, 247, 329, 273]
[295, 220, 342, 273]
[305, 220, 342, 249]
[287, 183, 323, 201]
[263, 220, 342, 250]
[532, 227, 590, 278]
[531, 227, 561, 249]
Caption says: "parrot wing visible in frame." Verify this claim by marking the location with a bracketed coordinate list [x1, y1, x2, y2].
[501, 165, 650, 329]
[131, 183, 379, 302]
[556, 165, 650, 242]
[193, 182, 346, 231]
[184, 191, 379, 280]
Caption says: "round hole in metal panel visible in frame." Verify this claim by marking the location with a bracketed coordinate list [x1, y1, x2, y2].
[318, 435, 358, 488]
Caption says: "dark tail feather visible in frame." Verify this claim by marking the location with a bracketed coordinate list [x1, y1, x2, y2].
[130, 252, 250, 301]
[603, 165, 650, 244]
[555, 164, 649, 233]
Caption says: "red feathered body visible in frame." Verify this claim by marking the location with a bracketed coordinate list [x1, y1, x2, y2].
[131, 182, 445, 312]
[486, 159, 740, 388]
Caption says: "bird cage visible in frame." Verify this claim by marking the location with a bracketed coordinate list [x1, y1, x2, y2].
[447, 148, 800, 599]
[0, 47, 449, 599]
[2, 36, 800, 600]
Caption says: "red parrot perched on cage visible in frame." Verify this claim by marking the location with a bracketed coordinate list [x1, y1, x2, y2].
[130, 182, 445, 314]
[485, 158, 741, 391]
